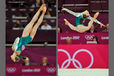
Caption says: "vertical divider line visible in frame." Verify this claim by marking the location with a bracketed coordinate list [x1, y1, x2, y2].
[56, 0, 58, 76]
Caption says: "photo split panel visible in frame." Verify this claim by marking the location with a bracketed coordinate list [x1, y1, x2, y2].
[6, 0, 56, 76]
[58, 0, 109, 76]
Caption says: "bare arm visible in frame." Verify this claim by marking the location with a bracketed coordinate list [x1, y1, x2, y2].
[11, 51, 21, 62]
[88, 16, 101, 24]
[88, 16, 105, 27]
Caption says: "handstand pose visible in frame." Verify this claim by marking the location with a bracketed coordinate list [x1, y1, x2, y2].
[11, 4, 47, 62]
[62, 8, 105, 33]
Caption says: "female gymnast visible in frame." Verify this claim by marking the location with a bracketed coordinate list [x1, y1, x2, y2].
[62, 8, 105, 33]
[11, 4, 47, 62]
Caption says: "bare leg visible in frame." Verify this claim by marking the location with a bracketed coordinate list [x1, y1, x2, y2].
[64, 19, 79, 31]
[80, 12, 99, 32]
[30, 5, 47, 39]
[75, 19, 95, 33]
[22, 5, 44, 37]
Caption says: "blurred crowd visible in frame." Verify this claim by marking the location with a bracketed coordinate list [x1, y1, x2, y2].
[22, 56, 50, 66]
[6, 0, 56, 30]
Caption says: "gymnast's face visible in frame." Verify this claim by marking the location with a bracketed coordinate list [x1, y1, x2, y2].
[83, 10, 90, 18]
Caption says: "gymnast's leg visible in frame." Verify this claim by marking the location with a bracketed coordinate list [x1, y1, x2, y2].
[64, 19, 79, 32]
[22, 5, 44, 37]
[30, 4, 47, 40]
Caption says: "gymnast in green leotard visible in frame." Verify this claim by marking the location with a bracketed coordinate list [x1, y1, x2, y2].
[62, 8, 105, 33]
[11, 4, 47, 62]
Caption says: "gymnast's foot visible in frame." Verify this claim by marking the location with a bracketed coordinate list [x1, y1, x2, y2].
[64, 19, 70, 25]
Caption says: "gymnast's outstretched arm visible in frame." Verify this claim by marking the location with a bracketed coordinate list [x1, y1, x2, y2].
[88, 16, 105, 27]
[62, 8, 80, 17]
[88, 16, 101, 24]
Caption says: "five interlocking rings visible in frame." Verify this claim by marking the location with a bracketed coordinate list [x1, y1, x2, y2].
[58, 49, 94, 69]
[7, 67, 16, 73]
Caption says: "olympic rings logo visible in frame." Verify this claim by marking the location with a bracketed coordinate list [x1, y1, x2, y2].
[58, 49, 94, 69]
[7, 67, 16, 73]
[46, 67, 56, 73]
[85, 35, 94, 40]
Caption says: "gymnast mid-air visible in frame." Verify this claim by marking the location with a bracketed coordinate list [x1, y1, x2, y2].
[11, 4, 47, 62]
[62, 8, 105, 33]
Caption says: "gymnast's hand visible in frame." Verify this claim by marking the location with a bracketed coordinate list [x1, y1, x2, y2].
[100, 23, 105, 28]
[62, 8, 67, 11]
[11, 53, 20, 62]
[11, 55, 19, 62]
